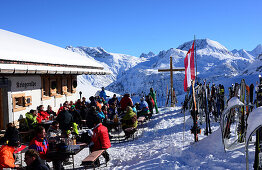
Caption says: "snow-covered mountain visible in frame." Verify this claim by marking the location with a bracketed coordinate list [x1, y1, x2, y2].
[68, 39, 261, 99]
[139, 51, 155, 59]
[249, 44, 262, 58]
[231, 49, 255, 60]
[66, 46, 145, 88]
[106, 39, 255, 97]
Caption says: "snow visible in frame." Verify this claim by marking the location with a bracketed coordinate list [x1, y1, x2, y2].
[227, 97, 245, 109]
[3, 30, 261, 169]
[249, 44, 262, 58]
[67, 46, 144, 88]
[246, 107, 262, 146]
[58, 105, 248, 169]
[36, 80, 247, 169]
[0, 29, 103, 68]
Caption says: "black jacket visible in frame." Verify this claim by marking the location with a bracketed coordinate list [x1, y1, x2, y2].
[26, 157, 49, 170]
[56, 110, 73, 131]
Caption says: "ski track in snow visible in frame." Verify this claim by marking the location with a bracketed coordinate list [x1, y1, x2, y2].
[40, 106, 251, 170]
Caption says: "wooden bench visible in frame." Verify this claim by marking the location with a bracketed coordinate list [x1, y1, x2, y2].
[137, 116, 146, 124]
[82, 149, 106, 169]
[123, 127, 137, 140]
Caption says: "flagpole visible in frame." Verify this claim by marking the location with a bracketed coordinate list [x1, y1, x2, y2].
[194, 35, 197, 82]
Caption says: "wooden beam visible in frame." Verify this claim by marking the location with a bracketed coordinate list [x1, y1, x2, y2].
[157, 56, 185, 107]
[170, 56, 174, 106]
[158, 68, 185, 72]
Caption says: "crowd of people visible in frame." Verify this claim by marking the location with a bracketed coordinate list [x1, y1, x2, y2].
[0, 87, 159, 169]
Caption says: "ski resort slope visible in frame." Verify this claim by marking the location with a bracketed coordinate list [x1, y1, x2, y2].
[70, 106, 248, 170]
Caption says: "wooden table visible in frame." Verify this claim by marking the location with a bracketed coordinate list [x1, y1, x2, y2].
[39, 120, 53, 131]
[46, 143, 87, 169]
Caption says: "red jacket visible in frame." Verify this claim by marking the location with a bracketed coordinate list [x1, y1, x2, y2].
[29, 137, 49, 159]
[120, 96, 133, 111]
[37, 111, 49, 123]
[91, 123, 111, 152]
[0, 145, 15, 169]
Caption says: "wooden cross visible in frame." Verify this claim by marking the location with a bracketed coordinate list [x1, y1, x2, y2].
[158, 56, 185, 107]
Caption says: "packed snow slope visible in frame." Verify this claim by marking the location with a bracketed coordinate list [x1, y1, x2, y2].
[74, 71, 257, 170]
[68, 103, 251, 170]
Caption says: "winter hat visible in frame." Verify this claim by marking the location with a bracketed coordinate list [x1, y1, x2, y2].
[6, 126, 20, 147]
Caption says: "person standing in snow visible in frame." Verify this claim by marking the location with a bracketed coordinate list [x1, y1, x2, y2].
[149, 88, 159, 113]
[99, 87, 108, 101]
[145, 95, 154, 118]
[89, 115, 111, 166]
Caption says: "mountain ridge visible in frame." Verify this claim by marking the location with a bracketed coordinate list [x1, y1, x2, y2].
[67, 39, 262, 96]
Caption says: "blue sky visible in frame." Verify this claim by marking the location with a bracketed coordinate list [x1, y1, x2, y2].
[0, 0, 261, 57]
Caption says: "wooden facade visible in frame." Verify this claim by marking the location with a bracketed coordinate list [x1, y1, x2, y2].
[0, 88, 3, 129]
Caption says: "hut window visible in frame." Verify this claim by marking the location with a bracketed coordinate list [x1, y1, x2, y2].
[56, 77, 62, 95]
[41, 76, 51, 100]
[42, 76, 50, 97]
[50, 79, 57, 97]
[12, 93, 28, 112]
[62, 78, 68, 95]
[72, 76, 77, 93]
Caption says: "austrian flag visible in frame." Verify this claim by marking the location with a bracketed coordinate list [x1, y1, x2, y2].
[184, 41, 195, 92]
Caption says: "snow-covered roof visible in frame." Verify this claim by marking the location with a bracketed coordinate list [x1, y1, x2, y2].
[0, 29, 106, 73]
[0, 63, 109, 75]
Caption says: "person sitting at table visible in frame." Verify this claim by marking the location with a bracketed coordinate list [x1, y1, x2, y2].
[56, 105, 73, 133]
[86, 106, 98, 129]
[46, 121, 65, 170]
[29, 126, 48, 159]
[26, 109, 38, 129]
[120, 93, 133, 113]
[69, 100, 74, 107]
[1, 123, 20, 145]
[75, 99, 81, 109]
[89, 96, 97, 108]
[107, 103, 118, 121]
[37, 105, 49, 123]
[108, 94, 120, 106]
[47, 121, 61, 142]
[69, 105, 82, 126]
[24, 149, 49, 170]
[82, 97, 89, 106]
[90, 115, 111, 166]
[0, 126, 21, 169]
[137, 97, 149, 118]
[121, 106, 138, 138]
[97, 106, 105, 122]
[57, 101, 69, 115]
[46, 105, 56, 117]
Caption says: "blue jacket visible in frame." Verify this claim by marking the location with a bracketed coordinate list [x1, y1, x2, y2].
[140, 101, 149, 112]
[97, 111, 105, 121]
[99, 90, 107, 100]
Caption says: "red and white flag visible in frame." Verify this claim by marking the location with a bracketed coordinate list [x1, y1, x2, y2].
[184, 41, 195, 92]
